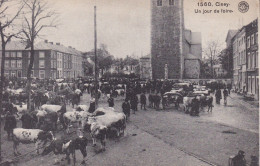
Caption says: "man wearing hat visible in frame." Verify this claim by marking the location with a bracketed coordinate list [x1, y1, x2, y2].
[88, 98, 96, 113]
[4, 111, 17, 140]
[107, 94, 114, 107]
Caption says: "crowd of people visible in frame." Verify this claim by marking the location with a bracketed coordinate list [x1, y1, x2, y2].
[2, 76, 232, 141]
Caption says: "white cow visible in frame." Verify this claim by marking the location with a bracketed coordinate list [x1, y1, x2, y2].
[90, 107, 126, 136]
[41, 104, 61, 113]
[13, 128, 54, 155]
[183, 96, 194, 113]
[12, 104, 27, 112]
[63, 110, 92, 133]
[89, 122, 107, 151]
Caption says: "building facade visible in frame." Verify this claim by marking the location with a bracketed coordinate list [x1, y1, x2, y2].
[1, 41, 27, 78]
[1, 40, 83, 79]
[232, 27, 246, 92]
[246, 19, 258, 99]
[139, 55, 152, 80]
[151, 0, 201, 79]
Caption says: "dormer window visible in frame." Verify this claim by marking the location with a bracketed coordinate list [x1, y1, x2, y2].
[157, 0, 162, 6]
[169, 0, 174, 5]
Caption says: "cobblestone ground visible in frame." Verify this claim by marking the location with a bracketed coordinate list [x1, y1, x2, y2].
[1, 92, 258, 166]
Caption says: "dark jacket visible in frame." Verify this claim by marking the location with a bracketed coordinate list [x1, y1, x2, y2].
[108, 97, 114, 107]
[4, 114, 16, 131]
[140, 94, 147, 104]
[88, 102, 96, 113]
[122, 102, 131, 112]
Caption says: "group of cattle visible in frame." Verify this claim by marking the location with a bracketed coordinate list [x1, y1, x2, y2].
[161, 85, 214, 114]
[10, 103, 126, 165]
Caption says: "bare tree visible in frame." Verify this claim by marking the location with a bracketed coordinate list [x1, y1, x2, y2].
[0, 0, 24, 161]
[0, 0, 23, 114]
[19, 0, 58, 111]
[203, 40, 222, 78]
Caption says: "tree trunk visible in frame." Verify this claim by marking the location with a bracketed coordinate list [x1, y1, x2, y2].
[27, 41, 34, 111]
[0, 37, 5, 115]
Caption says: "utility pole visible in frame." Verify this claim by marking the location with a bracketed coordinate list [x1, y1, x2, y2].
[94, 6, 98, 108]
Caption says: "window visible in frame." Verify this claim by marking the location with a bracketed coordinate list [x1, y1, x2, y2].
[252, 53, 255, 68]
[169, 0, 174, 5]
[157, 0, 162, 6]
[248, 77, 251, 93]
[251, 34, 255, 45]
[17, 60, 22, 68]
[17, 70, 22, 77]
[256, 33, 258, 44]
[256, 51, 258, 67]
[5, 52, 10, 57]
[11, 71, 16, 77]
[39, 60, 45, 68]
[39, 51, 45, 58]
[17, 52, 22, 58]
[247, 53, 251, 69]
[39, 70, 45, 79]
[5, 61, 9, 68]
[247, 36, 250, 48]
[53, 60, 56, 68]
[252, 77, 255, 94]
[11, 52, 16, 58]
[11, 60, 16, 68]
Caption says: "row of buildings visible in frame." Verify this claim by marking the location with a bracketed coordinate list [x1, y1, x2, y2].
[0, 40, 152, 80]
[0, 40, 84, 79]
[224, 19, 258, 99]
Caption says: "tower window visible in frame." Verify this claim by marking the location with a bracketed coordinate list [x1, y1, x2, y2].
[169, 0, 174, 5]
[157, 0, 162, 6]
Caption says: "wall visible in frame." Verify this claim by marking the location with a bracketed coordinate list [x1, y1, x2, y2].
[184, 59, 200, 78]
[151, 0, 183, 79]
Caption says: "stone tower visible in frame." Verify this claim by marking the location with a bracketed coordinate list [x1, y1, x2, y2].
[151, 0, 185, 79]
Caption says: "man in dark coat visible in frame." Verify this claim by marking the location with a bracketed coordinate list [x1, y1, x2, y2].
[122, 99, 131, 121]
[58, 102, 67, 129]
[4, 111, 17, 140]
[88, 98, 96, 113]
[215, 89, 222, 104]
[21, 112, 34, 129]
[130, 94, 138, 114]
[190, 97, 200, 116]
[223, 88, 228, 105]
[148, 93, 154, 108]
[140, 92, 147, 110]
[107, 95, 114, 107]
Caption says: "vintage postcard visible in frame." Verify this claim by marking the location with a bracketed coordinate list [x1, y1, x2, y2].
[0, 0, 259, 165]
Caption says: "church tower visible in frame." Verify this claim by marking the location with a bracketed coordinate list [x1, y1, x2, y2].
[151, 0, 185, 79]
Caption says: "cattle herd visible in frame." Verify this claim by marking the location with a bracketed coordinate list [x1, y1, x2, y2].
[1, 77, 230, 165]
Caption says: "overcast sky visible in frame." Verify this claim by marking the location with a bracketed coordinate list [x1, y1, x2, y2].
[37, 0, 259, 58]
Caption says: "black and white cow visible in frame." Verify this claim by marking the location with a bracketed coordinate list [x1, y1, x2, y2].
[84, 121, 107, 151]
[12, 128, 54, 156]
[42, 136, 88, 166]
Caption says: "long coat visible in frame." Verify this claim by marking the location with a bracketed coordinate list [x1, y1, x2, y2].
[140, 94, 147, 104]
[4, 114, 16, 132]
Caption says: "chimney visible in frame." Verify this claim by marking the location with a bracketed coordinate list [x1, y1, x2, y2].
[44, 40, 48, 43]
[49, 42, 53, 45]
[56, 42, 60, 45]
